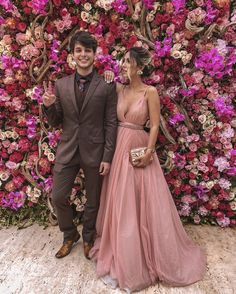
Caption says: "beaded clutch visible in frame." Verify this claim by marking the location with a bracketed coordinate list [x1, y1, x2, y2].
[129, 147, 147, 166]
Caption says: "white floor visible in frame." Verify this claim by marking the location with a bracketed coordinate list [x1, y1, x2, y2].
[0, 224, 235, 294]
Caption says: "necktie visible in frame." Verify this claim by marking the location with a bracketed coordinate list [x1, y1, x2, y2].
[78, 78, 87, 92]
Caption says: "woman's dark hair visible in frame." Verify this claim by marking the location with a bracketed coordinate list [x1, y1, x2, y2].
[69, 31, 98, 53]
[129, 47, 153, 77]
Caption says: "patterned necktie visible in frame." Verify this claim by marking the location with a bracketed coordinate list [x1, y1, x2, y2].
[78, 78, 87, 92]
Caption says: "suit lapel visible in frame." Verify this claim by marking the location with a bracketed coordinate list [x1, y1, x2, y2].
[67, 73, 79, 116]
[80, 71, 101, 114]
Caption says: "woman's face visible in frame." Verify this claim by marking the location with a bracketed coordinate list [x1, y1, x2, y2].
[120, 52, 141, 80]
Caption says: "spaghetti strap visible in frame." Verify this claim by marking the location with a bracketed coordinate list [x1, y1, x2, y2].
[144, 86, 151, 97]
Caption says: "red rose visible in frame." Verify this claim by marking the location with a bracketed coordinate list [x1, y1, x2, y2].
[16, 22, 27, 32]
[10, 152, 23, 163]
[186, 151, 196, 160]
[226, 211, 235, 217]
[173, 187, 181, 195]
[23, 7, 32, 14]
[216, 211, 224, 218]
[53, 0, 61, 6]
[18, 138, 31, 152]
[189, 172, 196, 179]
[1, 151, 9, 159]
[71, 16, 78, 25]
[60, 8, 68, 17]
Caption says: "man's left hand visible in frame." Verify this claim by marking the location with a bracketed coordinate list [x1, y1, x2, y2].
[99, 162, 111, 176]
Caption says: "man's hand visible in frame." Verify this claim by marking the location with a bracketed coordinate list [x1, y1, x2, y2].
[43, 81, 56, 108]
[99, 162, 111, 176]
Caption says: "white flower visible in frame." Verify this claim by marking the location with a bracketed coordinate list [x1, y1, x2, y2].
[0, 171, 10, 181]
[205, 181, 215, 190]
[172, 43, 182, 51]
[146, 13, 155, 22]
[81, 11, 91, 23]
[171, 50, 182, 59]
[5, 131, 13, 138]
[182, 53, 192, 65]
[84, 2, 92, 11]
[47, 153, 55, 162]
[96, 0, 113, 11]
[227, 192, 235, 201]
[230, 201, 236, 211]
[0, 131, 6, 140]
[198, 114, 206, 124]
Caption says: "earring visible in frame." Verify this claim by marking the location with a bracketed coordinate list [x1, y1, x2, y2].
[137, 70, 143, 75]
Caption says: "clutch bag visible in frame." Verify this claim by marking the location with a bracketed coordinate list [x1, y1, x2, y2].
[129, 147, 147, 166]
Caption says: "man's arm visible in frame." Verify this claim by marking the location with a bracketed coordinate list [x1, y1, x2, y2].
[102, 83, 118, 163]
[43, 81, 63, 127]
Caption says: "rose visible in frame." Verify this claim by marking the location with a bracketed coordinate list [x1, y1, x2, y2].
[16, 22, 27, 32]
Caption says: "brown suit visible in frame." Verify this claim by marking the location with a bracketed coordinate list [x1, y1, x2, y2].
[44, 71, 117, 243]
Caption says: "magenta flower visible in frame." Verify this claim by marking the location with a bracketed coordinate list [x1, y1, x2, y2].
[214, 96, 234, 120]
[155, 37, 172, 57]
[28, 0, 49, 15]
[26, 116, 37, 139]
[173, 153, 186, 169]
[0, 16, 5, 25]
[205, 0, 219, 24]
[96, 54, 120, 77]
[112, 0, 127, 13]
[172, 0, 186, 13]
[50, 40, 60, 62]
[142, 0, 154, 9]
[169, 113, 185, 125]
[2, 192, 25, 210]
[32, 86, 43, 104]
[179, 86, 198, 97]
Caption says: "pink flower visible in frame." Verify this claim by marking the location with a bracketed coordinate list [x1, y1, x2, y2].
[200, 154, 208, 163]
[189, 143, 198, 152]
[214, 156, 230, 172]
[193, 215, 201, 224]
[20, 44, 40, 60]
[216, 215, 230, 227]
[3, 34, 12, 45]
[5, 161, 18, 170]
[218, 178, 231, 189]
[16, 33, 28, 45]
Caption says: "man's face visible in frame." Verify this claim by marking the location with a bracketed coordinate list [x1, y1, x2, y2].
[72, 42, 95, 70]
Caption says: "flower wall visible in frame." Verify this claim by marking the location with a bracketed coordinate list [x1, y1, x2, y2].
[0, 0, 236, 227]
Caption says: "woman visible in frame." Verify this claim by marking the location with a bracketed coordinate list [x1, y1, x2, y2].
[89, 47, 206, 292]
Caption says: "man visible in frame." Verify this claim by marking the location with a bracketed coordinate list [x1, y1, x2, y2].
[43, 31, 117, 259]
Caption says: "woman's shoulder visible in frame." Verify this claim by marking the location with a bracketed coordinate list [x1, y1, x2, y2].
[145, 86, 159, 103]
[146, 85, 158, 95]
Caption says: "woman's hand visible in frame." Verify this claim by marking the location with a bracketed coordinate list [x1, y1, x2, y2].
[133, 151, 153, 168]
[104, 70, 115, 83]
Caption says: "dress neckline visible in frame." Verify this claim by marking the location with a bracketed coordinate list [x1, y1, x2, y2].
[121, 85, 149, 118]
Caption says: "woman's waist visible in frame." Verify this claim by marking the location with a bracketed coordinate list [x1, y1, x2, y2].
[118, 121, 144, 130]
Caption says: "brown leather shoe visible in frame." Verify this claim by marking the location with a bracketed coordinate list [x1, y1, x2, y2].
[83, 242, 94, 260]
[55, 232, 80, 258]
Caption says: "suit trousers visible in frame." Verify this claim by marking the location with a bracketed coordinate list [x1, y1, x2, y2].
[52, 146, 103, 243]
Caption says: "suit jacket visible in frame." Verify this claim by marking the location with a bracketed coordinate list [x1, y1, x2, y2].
[44, 71, 118, 167]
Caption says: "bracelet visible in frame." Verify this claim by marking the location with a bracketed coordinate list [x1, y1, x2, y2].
[146, 147, 155, 153]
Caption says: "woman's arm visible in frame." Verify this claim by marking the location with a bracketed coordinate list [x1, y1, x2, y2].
[146, 86, 160, 152]
[135, 86, 160, 168]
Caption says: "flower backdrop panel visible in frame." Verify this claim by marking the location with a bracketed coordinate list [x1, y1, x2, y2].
[0, 0, 236, 227]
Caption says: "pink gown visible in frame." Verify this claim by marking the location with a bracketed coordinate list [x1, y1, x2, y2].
[90, 88, 206, 292]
